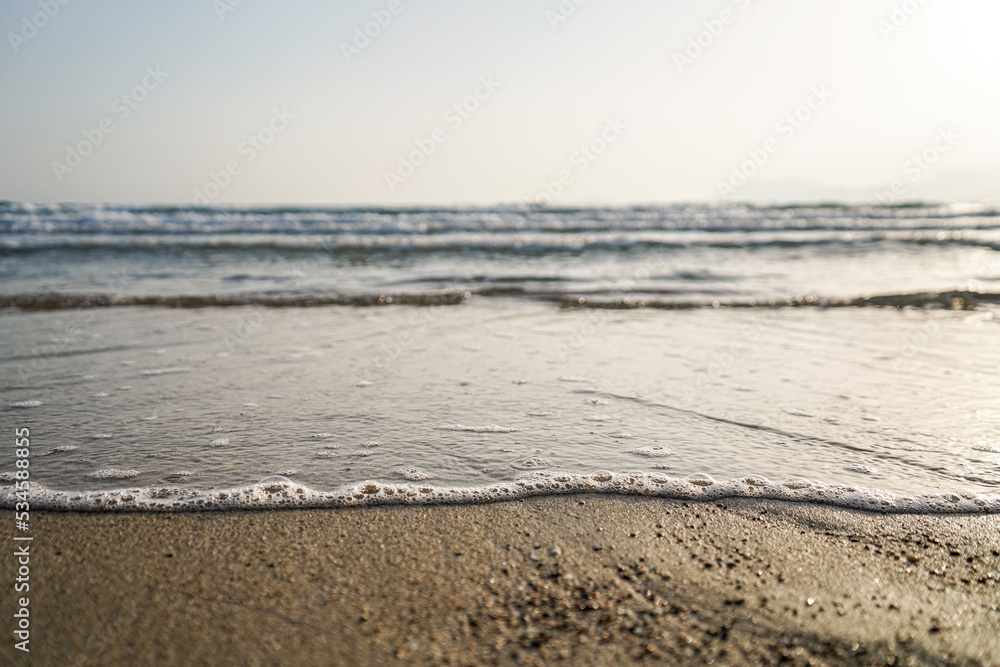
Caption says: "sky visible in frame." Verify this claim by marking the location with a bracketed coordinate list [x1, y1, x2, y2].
[1, 0, 999, 206]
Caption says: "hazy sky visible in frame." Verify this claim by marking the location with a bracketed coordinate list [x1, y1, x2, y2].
[2, 0, 999, 205]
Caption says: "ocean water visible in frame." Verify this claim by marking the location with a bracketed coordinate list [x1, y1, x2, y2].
[1, 202, 999, 512]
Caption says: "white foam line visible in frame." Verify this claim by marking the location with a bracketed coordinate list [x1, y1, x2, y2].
[1, 472, 997, 514]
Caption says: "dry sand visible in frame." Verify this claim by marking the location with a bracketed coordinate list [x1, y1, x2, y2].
[2, 497, 998, 666]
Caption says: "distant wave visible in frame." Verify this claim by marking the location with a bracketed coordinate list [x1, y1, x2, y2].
[3, 201, 998, 236]
[3, 232, 999, 255]
[3, 289, 998, 311]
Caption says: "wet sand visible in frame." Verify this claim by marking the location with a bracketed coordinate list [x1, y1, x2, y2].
[2, 497, 998, 665]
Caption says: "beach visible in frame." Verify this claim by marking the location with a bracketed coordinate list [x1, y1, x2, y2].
[2, 205, 999, 664]
[4, 0, 1000, 662]
[4, 497, 997, 665]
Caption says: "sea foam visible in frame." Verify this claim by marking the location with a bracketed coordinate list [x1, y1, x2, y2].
[3, 472, 997, 514]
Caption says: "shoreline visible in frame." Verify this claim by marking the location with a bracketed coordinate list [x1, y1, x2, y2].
[6, 473, 1000, 513]
[3, 496, 998, 665]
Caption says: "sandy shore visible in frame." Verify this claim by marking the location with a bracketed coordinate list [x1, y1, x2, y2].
[2, 497, 998, 665]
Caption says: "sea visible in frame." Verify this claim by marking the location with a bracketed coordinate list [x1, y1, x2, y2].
[1, 201, 999, 512]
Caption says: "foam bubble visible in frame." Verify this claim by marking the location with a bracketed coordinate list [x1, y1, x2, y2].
[607, 432, 636, 439]
[2, 472, 997, 514]
[527, 411, 553, 417]
[311, 433, 333, 439]
[973, 445, 1000, 453]
[351, 450, 372, 457]
[275, 470, 298, 476]
[361, 441, 379, 448]
[92, 393, 109, 398]
[845, 464, 878, 474]
[397, 468, 430, 481]
[687, 473, 716, 487]
[510, 456, 551, 470]
[10, 400, 42, 408]
[91, 434, 113, 439]
[141, 415, 158, 421]
[439, 424, 518, 433]
[208, 438, 230, 447]
[628, 446, 672, 458]
[0, 473, 17, 482]
[355, 380, 373, 387]
[87, 469, 140, 480]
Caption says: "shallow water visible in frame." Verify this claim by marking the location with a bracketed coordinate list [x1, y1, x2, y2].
[1, 202, 999, 511]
